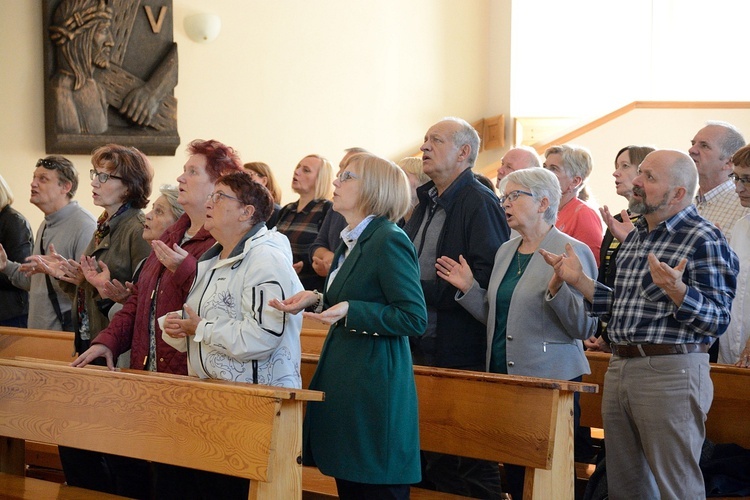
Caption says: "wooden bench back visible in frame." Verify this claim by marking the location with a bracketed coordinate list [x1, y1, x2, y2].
[580, 351, 750, 449]
[302, 354, 596, 470]
[0, 327, 74, 362]
[0, 356, 323, 499]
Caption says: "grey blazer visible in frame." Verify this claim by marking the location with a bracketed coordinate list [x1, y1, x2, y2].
[457, 227, 597, 380]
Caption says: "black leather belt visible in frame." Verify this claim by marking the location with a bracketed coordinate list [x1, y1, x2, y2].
[610, 343, 709, 357]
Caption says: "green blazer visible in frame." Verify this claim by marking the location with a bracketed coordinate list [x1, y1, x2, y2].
[303, 217, 427, 484]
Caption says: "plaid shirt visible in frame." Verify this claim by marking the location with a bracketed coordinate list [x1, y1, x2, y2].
[695, 179, 750, 242]
[275, 198, 332, 288]
[591, 205, 738, 345]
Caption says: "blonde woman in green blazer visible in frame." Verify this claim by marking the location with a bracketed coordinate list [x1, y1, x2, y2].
[271, 153, 427, 500]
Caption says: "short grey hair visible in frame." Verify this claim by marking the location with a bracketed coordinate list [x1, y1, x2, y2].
[499, 168, 561, 225]
[705, 120, 746, 160]
[544, 144, 593, 190]
[442, 116, 481, 167]
[159, 184, 185, 221]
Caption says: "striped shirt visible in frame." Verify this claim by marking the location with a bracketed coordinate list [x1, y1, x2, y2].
[591, 205, 738, 345]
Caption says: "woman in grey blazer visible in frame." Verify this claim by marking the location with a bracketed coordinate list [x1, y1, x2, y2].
[436, 168, 598, 499]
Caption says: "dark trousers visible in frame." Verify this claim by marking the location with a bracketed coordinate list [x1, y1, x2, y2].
[0, 315, 27, 327]
[59, 446, 151, 499]
[417, 451, 503, 499]
[153, 463, 250, 500]
[335, 477, 410, 500]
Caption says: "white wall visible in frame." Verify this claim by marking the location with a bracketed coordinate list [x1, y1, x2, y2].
[0, 0, 506, 233]
[569, 108, 750, 215]
[510, 0, 750, 118]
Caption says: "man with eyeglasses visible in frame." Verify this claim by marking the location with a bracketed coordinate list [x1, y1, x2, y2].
[719, 145, 750, 366]
[689, 121, 750, 242]
[0, 156, 95, 330]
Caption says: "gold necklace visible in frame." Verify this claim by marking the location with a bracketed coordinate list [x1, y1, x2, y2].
[516, 251, 526, 276]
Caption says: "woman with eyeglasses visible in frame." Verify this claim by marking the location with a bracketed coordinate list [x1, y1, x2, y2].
[275, 154, 334, 291]
[270, 153, 427, 500]
[243, 161, 282, 227]
[63, 140, 242, 498]
[162, 171, 302, 387]
[31, 144, 153, 496]
[436, 168, 597, 500]
[71, 140, 241, 375]
[0, 174, 33, 327]
[38, 144, 154, 354]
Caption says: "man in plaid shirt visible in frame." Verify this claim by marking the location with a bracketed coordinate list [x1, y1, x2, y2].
[542, 149, 739, 499]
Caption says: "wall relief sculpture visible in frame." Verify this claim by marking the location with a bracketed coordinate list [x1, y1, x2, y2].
[43, 0, 179, 155]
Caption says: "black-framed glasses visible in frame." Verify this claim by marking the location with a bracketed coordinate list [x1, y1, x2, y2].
[728, 172, 750, 187]
[337, 170, 359, 183]
[90, 169, 123, 183]
[207, 191, 242, 204]
[499, 190, 534, 205]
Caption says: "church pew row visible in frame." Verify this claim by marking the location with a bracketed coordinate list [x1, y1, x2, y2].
[0, 344, 323, 499]
[0, 326, 595, 499]
[300, 353, 597, 499]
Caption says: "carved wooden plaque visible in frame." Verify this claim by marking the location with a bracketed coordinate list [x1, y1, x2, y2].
[43, 0, 179, 155]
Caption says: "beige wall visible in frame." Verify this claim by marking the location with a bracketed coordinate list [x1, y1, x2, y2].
[1, 0, 508, 234]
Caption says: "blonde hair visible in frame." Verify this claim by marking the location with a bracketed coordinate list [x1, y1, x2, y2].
[0, 174, 14, 209]
[348, 153, 411, 222]
[243, 162, 282, 204]
[397, 157, 430, 186]
[305, 154, 333, 200]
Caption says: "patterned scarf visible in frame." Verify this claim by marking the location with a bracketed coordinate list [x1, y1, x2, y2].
[94, 203, 130, 245]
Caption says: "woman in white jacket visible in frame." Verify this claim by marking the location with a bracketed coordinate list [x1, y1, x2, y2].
[162, 171, 303, 389]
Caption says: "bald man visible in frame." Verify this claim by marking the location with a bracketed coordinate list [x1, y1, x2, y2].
[542, 150, 738, 499]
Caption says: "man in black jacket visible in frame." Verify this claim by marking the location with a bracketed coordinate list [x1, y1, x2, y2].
[404, 117, 509, 498]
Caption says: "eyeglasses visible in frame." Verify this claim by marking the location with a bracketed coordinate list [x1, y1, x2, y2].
[728, 172, 750, 187]
[207, 191, 242, 204]
[36, 158, 62, 170]
[90, 169, 123, 183]
[499, 190, 534, 205]
[337, 170, 359, 183]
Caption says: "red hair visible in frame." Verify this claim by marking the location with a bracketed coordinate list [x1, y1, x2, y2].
[187, 139, 242, 181]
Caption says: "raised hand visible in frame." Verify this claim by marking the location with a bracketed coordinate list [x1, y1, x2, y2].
[435, 255, 474, 293]
[103, 279, 135, 304]
[303, 301, 349, 325]
[268, 290, 319, 315]
[600, 206, 635, 243]
[647, 253, 687, 306]
[151, 240, 189, 272]
[539, 243, 594, 301]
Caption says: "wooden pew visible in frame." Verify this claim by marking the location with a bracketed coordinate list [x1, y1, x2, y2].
[301, 353, 597, 500]
[0, 326, 74, 362]
[581, 351, 750, 449]
[0, 356, 324, 499]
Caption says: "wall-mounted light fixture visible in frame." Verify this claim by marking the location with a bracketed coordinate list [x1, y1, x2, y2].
[184, 13, 221, 43]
